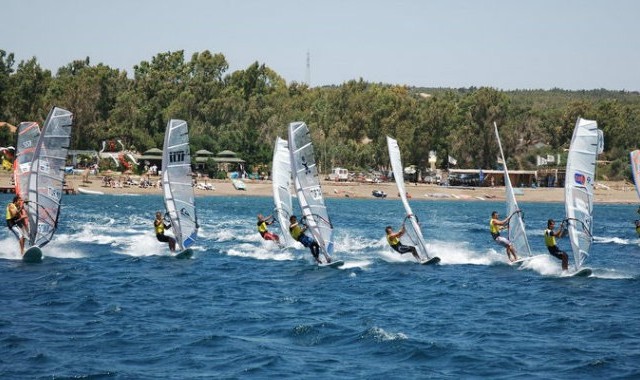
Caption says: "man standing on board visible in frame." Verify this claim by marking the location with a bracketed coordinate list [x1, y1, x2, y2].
[154, 211, 176, 252]
[256, 214, 280, 244]
[385, 224, 422, 262]
[6, 196, 27, 255]
[489, 211, 518, 262]
[289, 215, 330, 264]
[544, 219, 569, 271]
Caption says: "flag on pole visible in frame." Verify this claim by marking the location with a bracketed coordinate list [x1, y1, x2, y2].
[448, 155, 457, 166]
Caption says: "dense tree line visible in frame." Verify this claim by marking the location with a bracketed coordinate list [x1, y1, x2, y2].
[1, 48, 639, 180]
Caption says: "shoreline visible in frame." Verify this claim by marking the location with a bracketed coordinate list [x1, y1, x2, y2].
[2, 171, 639, 204]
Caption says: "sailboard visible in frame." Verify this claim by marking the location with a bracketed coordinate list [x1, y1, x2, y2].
[271, 137, 296, 247]
[493, 122, 536, 264]
[162, 119, 198, 258]
[22, 107, 73, 262]
[288, 121, 336, 264]
[386, 136, 439, 264]
[564, 117, 604, 272]
[630, 150, 640, 201]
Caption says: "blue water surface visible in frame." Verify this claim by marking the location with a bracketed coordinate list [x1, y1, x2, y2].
[1, 193, 639, 379]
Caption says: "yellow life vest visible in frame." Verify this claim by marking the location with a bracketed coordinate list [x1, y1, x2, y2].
[544, 229, 556, 247]
[290, 223, 303, 240]
[154, 220, 165, 234]
[489, 218, 500, 234]
[257, 221, 268, 234]
[387, 233, 400, 246]
[6, 204, 13, 221]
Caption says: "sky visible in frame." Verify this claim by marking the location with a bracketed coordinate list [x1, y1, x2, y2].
[3, 0, 640, 91]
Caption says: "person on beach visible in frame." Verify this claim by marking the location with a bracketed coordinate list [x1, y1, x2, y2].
[6, 196, 27, 255]
[385, 224, 422, 262]
[257, 213, 280, 244]
[489, 211, 518, 262]
[289, 215, 330, 264]
[154, 211, 176, 252]
[544, 219, 569, 271]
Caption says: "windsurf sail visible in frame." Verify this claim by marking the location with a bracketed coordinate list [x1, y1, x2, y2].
[386, 136, 433, 259]
[25, 107, 73, 248]
[272, 137, 295, 247]
[564, 117, 604, 270]
[493, 123, 532, 258]
[14, 122, 41, 200]
[630, 150, 640, 201]
[288, 121, 334, 257]
[162, 119, 198, 251]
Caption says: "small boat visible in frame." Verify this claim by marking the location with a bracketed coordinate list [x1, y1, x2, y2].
[372, 190, 387, 198]
[77, 187, 105, 195]
[232, 179, 246, 190]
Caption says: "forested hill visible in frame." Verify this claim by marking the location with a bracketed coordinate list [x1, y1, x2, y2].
[1, 49, 639, 180]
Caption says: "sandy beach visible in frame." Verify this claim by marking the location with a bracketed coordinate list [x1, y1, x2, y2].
[2, 170, 635, 204]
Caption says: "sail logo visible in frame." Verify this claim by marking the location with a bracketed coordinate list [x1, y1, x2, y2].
[48, 186, 61, 200]
[39, 159, 50, 173]
[22, 140, 33, 148]
[169, 150, 186, 163]
[309, 186, 322, 200]
[180, 208, 191, 218]
[574, 172, 586, 185]
[301, 156, 311, 174]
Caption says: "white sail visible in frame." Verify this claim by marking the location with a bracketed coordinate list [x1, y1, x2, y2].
[14, 122, 41, 200]
[272, 137, 295, 247]
[26, 107, 73, 248]
[162, 119, 198, 251]
[630, 150, 640, 200]
[564, 117, 604, 270]
[493, 123, 532, 258]
[288, 121, 334, 256]
[386, 136, 432, 259]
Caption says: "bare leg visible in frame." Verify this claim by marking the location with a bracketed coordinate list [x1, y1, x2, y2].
[19, 237, 25, 255]
[507, 245, 518, 262]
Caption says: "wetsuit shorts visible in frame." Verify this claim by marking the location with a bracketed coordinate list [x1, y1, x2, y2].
[7, 221, 24, 240]
[494, 236, 511, 248]
[391, 243, 414, 254]
[156, 233, 172, 243]
[547, 245, 566, 260]
[298, 234, 314, 248]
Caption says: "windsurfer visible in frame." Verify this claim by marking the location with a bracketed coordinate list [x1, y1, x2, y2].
[257, 213, 280, 244]
[6, 196, 27, 255]
[385, 224, 421, 262]
[635, 219, 640, 236]
[154, 211, 176, 252]
[490, 211, 518, 262]
[289, 215, 330, 264]
[544, 219, 569, 271]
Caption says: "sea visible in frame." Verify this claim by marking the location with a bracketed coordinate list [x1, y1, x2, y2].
[1, 193, 639, 379]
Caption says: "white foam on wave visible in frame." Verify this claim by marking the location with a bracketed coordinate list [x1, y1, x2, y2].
[122, 233, 171, 257]
[364, 326, 408, 342]
[226, 242, 299, 261]
[518, 254, 565, 276]
[594, 236, 635, 245]
[428, 240, 497, 266]
[0, 236, 22, 260]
